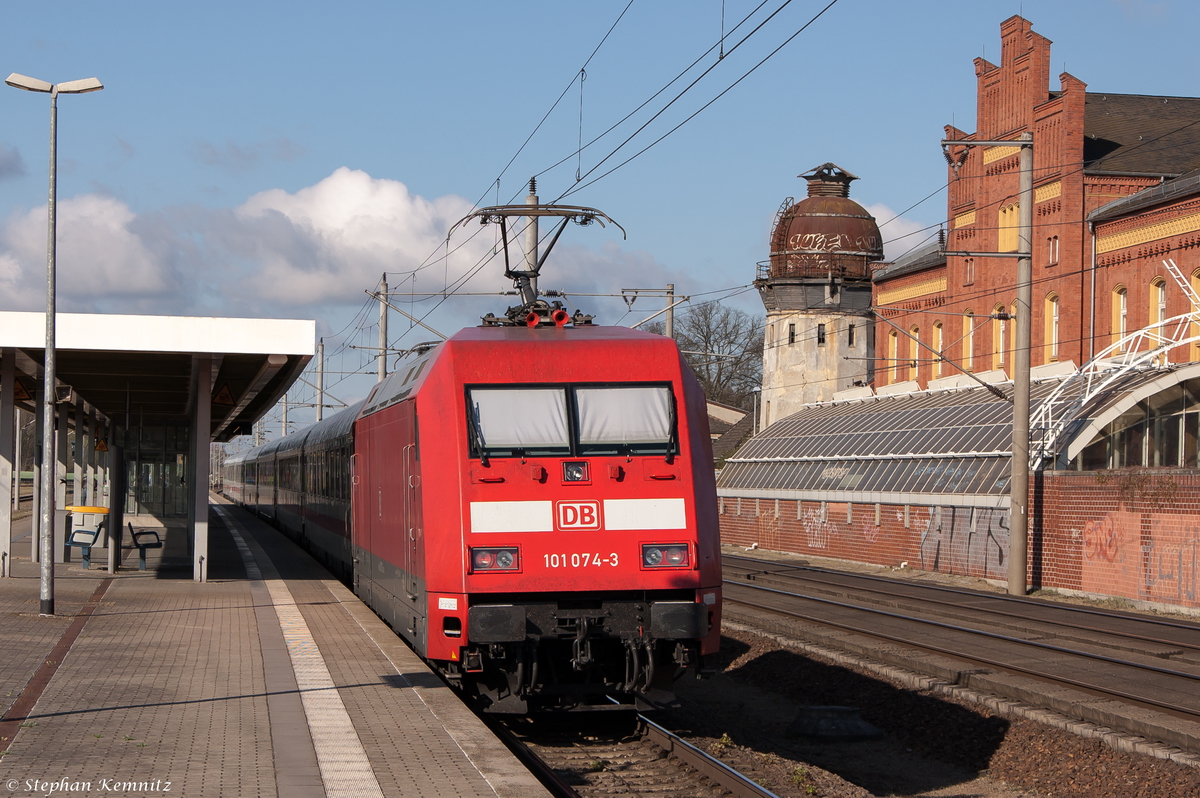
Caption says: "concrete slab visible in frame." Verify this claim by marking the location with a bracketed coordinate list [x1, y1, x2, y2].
[0, 497, 550, 798]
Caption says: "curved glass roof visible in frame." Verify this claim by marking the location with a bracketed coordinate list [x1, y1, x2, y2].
[718, 371, 1172, 497]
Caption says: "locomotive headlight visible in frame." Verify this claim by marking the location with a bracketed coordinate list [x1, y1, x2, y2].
[642, 544, 690, 568]
[563, 461, 590, 482]
[471, 547, 519, 572]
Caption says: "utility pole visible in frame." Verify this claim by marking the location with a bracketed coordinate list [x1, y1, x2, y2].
[940, 133, 1034, 596]
[665, 284, 675, 339]
[281, 394, 288, 437]
[377, 273, 388, 382]
[316, 338, 324, 422]
[1009, 132, 1034, 596]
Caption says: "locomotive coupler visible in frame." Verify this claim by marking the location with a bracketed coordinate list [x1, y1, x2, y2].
[571, 618, 595, 671]
[672, 641, 695, 668]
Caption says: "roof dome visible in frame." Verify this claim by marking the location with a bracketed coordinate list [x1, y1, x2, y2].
[767, 164, 884, 280]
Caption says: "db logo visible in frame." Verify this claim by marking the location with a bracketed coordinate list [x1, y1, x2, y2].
[556, 500, 602, 530]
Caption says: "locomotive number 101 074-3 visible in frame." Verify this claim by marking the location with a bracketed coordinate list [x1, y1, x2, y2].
[544, 552, 618, 568]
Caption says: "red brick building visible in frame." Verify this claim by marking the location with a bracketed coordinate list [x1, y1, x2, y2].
[717, 16, 1200, 612]
[874, 15, 1200, 387]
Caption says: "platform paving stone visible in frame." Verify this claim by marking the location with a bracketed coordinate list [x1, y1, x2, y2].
[0, 501, 549, 798]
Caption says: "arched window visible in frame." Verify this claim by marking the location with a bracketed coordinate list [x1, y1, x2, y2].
[992, 304, 1007, 370]
[963, 311, 975, 371]
[1150, 278, 1168, 330]
[998, 203, 1020, 252]
[908, 327, 920, 382]
[1112, 285, 1128, 352]
[1150, 278, 1168, 364]
[1191, 270, 1200, 357]
[887, 330, 899, 383]
[932, 322, 944, 378]
[1047, 235, 1059, 264]
[1045, 293, 1060, 362]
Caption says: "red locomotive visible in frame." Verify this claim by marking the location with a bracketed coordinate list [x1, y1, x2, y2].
[222, 198, 722, 711]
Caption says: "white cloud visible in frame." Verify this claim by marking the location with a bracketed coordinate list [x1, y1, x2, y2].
[219, 167, 493, 306]
[0, 195, 171, 312]
[862, 203, 937, 262]
[0, 167, 683, 329]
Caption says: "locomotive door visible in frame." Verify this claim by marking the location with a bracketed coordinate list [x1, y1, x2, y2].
[401, 403, 422, 605]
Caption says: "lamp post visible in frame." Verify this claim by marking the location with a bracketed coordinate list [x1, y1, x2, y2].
[6, 73, 103, 616]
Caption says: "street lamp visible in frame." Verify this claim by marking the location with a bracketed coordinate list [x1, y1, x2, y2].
[6, 72, 103, 616]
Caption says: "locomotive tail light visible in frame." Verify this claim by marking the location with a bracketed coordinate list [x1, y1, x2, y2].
[470, 546, 519, 572]
[562, 461, 589, 482]
[642, 543, 690, 568]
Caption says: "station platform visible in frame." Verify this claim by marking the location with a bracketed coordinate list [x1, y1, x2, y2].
[0, 496, 550, 798]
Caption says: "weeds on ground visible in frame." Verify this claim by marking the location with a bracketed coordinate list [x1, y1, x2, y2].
[710, 733, 733, 755]
[790, 765, 818, 795]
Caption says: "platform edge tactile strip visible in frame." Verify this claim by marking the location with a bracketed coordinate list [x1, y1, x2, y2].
[215, 501, 552, 798]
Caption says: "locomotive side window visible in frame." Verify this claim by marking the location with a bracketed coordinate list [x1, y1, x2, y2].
[468, 388, 570, 457]
[576, 386, 673, 455]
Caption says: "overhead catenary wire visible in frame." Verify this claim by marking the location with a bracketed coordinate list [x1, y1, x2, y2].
[557, 0, 844, 201]
[277, 2, 1200, 435]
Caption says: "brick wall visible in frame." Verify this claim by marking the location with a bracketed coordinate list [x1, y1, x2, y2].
[719, 496, 1009, 582]
[720, 469, 1200, 610]
[1033, 469, 1200, 609]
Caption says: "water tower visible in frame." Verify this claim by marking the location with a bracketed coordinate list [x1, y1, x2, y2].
[755, 164, 883, 425]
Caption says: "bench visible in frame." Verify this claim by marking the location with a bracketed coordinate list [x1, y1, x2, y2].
[66, 520, 107, 570]
[128, 523, 164, 570]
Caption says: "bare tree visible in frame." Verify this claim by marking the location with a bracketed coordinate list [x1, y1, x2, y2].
[646, 301, 763, 409]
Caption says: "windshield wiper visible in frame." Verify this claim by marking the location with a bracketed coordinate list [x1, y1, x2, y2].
[467, 410, 489, 466]
[665, 404, 677, 464]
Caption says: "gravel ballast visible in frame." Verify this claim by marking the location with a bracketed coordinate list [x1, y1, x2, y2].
[658, 627, 1200, 797]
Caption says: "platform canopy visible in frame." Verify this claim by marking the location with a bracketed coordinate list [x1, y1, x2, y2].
[1, 310, 315, 584]
[0, 311, 314, 441]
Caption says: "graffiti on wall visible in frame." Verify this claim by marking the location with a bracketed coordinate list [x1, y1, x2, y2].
[919, 506, 1009, 580]
[1081, 510, 1199, 608]
[800, 507, 835, 550]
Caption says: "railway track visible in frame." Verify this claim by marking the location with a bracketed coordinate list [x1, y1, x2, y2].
[493, 711, 781, 798]
[721, 553, 1200, 751]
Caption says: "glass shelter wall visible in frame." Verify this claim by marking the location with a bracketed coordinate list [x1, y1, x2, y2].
[121, 421, 190, 517]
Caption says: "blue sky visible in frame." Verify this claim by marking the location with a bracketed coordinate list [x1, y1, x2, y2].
[1, 0, 1195, 432]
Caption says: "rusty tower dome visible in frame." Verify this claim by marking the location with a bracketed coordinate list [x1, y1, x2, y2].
[767, 163, 884, 279]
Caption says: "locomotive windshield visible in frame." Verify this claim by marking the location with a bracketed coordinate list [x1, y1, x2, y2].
[467, 383, 676, 458]
[468, 388, 570, 456]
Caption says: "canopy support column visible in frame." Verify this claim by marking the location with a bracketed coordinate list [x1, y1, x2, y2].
[191, 356, 211, 582]
[1, 350, 14, 577]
